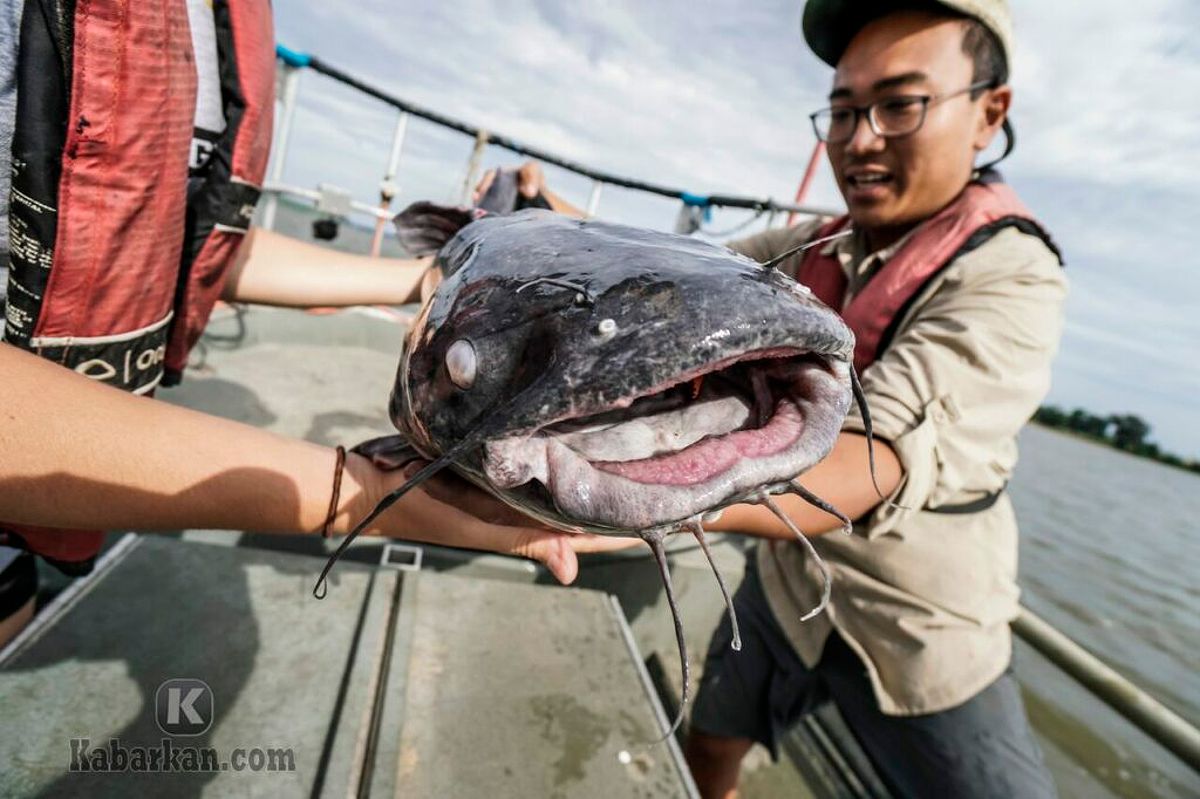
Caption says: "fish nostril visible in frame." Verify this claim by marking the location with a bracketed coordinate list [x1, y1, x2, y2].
[445, 339, 477, 389]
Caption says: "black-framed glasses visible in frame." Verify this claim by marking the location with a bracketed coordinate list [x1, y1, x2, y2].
[809, 79, 995, 144]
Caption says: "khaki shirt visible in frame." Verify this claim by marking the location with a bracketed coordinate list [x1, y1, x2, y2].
[728, 216, 1067, 715]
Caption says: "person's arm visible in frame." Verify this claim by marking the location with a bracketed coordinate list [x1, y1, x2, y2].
[705, 432, 901, 539]
[221, 227, 434, 307]
[473, 162, 587, 219]
[0, 343, 622, 583]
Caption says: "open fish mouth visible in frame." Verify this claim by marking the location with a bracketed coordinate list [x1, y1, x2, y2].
[482, 347, 852, 532]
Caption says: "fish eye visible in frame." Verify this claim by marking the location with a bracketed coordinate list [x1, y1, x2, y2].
[445, 339, 477, 389]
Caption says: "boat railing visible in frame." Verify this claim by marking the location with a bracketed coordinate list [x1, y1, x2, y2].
[262, 44, 841, 255]
[260, 43, 1200, 776]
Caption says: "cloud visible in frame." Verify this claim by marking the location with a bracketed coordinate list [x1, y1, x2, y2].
[1011, 0, 1200, 192]
[272, 0, 1200, 455]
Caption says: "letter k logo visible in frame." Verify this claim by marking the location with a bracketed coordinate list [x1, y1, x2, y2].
[156, 678, 214, 736]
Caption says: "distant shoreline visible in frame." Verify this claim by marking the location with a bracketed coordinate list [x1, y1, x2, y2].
[1030, 411, 1200, 476]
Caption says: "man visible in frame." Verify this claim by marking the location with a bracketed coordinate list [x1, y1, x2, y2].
[487, 1, 1065, 795]
[682, 2, 1066, 797]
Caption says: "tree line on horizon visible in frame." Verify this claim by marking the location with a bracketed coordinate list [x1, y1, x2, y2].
[1032, 405, 1200, 473]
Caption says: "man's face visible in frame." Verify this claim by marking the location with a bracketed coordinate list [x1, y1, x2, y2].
[827, 11, 992, 238]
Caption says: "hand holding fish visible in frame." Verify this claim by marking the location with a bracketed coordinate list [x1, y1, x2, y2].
[310, 193, 903, 741]
[330, 449, 633, 584]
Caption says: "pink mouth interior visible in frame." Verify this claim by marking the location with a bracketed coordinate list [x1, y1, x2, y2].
[593, 400, 803, 486]
[481, 350, 851, 533]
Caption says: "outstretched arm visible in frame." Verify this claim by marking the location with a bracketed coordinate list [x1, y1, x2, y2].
[0, 343, 620, 583]
[221, 227, 435, 307]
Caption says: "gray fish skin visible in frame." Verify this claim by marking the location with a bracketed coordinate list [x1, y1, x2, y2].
[390, 207, 854, 535]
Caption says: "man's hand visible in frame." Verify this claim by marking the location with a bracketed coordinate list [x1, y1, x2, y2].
[473, 161, 547, 205]
[472, 160, 587, 218]
[339, 453, 634, 584]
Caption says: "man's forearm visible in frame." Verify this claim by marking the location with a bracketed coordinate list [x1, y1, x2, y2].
[221, 227, 433, 307]
[0, 344, 629, 586]
[0, 343, 356, 534]
[706, 431, 903, 538]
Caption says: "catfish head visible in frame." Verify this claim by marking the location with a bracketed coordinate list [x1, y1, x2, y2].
[391, 204, 857, 535]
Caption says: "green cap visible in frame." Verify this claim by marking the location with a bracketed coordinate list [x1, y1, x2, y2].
[802, 0, 1013, 70]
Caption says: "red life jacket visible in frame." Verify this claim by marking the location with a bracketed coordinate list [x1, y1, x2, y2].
[795, 174, 1061, 515]
[796, 176, 1061, 375]
[2, 0, 274, 573]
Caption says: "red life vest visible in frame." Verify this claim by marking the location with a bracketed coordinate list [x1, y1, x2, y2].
[796, 176, 1060, 374]
[2, 0, 274, 573]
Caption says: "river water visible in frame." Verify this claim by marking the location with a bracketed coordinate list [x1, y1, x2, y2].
[1011, 424, 1199, 797]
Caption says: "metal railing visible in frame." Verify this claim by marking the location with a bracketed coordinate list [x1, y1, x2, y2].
[260, 44, 1200, 775]
[261, 44, 840, 254]
[1014, 607, 1200, 770]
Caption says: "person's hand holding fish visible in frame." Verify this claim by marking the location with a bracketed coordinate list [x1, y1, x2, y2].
[336, 454, 637, 584]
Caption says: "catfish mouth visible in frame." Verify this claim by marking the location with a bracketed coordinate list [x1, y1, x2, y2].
[482, 347, 852, 532]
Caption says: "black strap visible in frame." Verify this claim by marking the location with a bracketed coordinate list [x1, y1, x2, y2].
[925, 482, 1007, 515]
[873, 211, 1063, 362]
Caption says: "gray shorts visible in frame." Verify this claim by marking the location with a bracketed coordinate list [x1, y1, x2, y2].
[690, 558, 1057, 799]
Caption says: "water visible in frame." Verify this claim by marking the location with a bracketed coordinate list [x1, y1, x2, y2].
[1011, 424, 1200, 797]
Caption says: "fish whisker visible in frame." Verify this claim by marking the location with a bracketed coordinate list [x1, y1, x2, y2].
[312, 435, 478, 599]
[787, 480, 854, 535]
[850, 364, 906, 511]
[758, 227, 854, 270]
[684, 518, 741, 651]
[642, 528, 689, 743]
[760, 494, 831, 622]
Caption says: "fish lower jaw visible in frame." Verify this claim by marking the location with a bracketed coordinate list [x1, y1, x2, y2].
[482, 369, 850, 532]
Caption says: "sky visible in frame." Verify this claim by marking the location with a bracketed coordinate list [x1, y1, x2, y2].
[272, 0, 1200, 457]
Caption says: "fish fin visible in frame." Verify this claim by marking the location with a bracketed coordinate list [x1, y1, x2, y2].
[685, 520, 741, 651]
[475, 167, 552, 214]
[394, 201, 484, 256]
[786, 480, 854, 535]
[350, 435, 423, 471]
[643, 530, 689, 743]
[760, 494, 831, 621]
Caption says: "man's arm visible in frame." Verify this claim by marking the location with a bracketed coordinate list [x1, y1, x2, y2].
[0, 343, 625, 583]
[706, 432, 902, 539]
[221, 227, 434, 307]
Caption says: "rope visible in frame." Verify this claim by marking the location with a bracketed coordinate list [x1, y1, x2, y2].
[278, 47, 840, 217]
